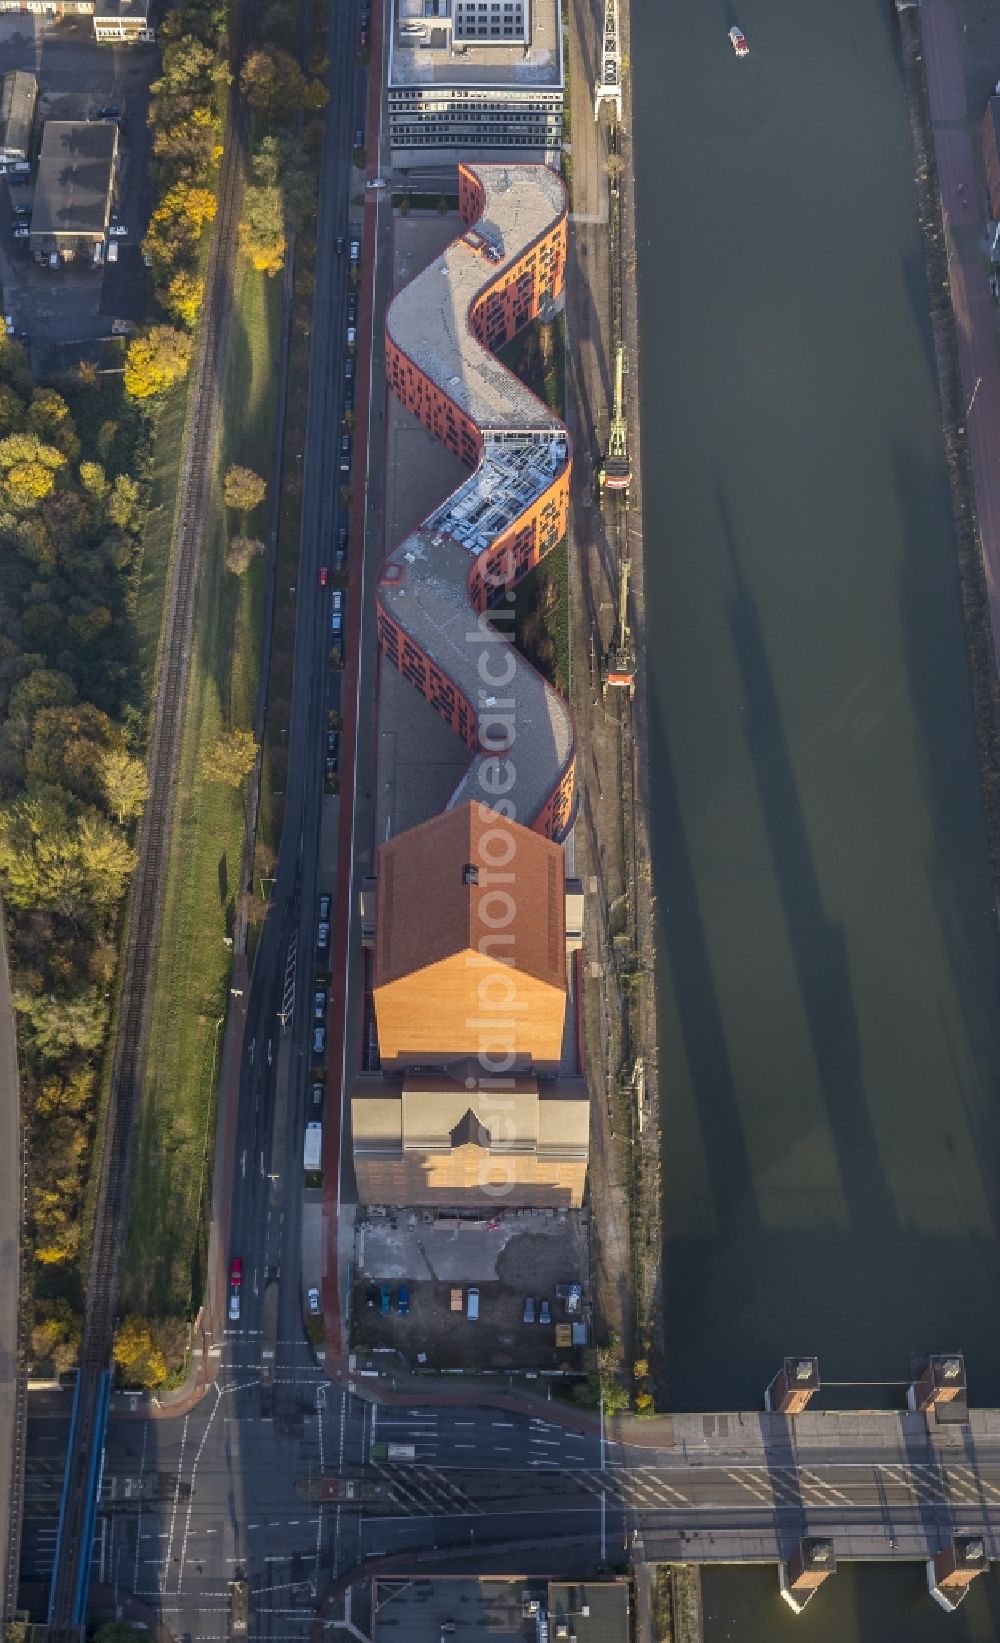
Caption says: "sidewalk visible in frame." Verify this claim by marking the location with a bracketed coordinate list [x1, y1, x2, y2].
[922, 0, 1000, 641]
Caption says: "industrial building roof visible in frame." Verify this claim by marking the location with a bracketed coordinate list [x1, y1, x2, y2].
[353, 1071, 589, 1157]
[387, 163, 565, 429]
[31, 121, 116, 238]
[0, 71, 36, 160]
[374, 802, 566, 991]
[388, 0, 562, 90]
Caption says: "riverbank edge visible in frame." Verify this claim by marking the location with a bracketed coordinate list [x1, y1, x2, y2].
[898, 3, 1000, 894]
[612, 0, 666, 1388]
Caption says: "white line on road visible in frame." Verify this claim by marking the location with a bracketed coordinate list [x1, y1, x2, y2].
[159, 1411, 190, 1593]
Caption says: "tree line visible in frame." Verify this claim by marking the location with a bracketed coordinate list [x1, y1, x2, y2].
[122, 0, 326, 398]
[0, 344, 155, 1371]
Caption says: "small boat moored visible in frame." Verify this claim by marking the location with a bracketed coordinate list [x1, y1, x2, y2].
[729, 24, 749, 56]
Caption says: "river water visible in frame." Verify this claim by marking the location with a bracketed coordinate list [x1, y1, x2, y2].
[632, 0, 1000, 1636]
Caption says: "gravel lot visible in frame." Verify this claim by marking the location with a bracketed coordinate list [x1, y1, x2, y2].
[353, 1212, 591, 1369]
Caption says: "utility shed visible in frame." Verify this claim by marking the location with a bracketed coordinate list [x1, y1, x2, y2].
[30, 120, 118, 256]
[0, 71, 36, 162]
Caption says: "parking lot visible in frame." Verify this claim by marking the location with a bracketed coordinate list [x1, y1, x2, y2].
[352, 1210, 591, 1370]
[0, 17, 156, 360]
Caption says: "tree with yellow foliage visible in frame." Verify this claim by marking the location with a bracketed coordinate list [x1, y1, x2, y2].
[124, 326, 193, 399]
[114, 1316, 168, 1388]
[166, 268, 203, 328]
[200, 727, 258, 787]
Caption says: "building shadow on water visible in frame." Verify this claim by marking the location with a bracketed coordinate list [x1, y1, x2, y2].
[718, 490, 897, 1249]
[891, 441, 1000, 1241]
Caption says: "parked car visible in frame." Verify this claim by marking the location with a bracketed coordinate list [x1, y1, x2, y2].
[109, 223, 128, 237]
[359, 26, 368, 46]
[307, 1287, 321, 1315]
[229, 1288, 241, 1322]
[349, 235, 360, 261]
[313, 987, 327, 1021]
[12, 225, 27, 239]
[379, 1284, 392, 1315]
[336, 234, 345, 254]
[365, 177, 387, 192]
[11, 201, 30, 217]
[347, 289, 358, 323]
[326, 731, 339, 771]
[107, 241, 118, 263]
[343, 380, 355, 413]
[339, 433, 352, 473]
[319, 564, 328, 587]
[346, 324, 357, 347]
[353, 127, 364, 149]
[317, 919, 331, 953]
[312, 1025, 326, 1055]
[330, 608, 342, 636]
[96, 104, 121, 120]
[230, 1256, 243, 1288]
[319, 893, 332, 921]
[311, 1081, 324, 1111]
[344, 357, 355, 382]
[467, 1287, 480, 1321]
[523, 1296, 535, 1324]
[331, 590, 343, 614]
[398, 1285, 409, 1316]
[539, 1298, 551, 1325]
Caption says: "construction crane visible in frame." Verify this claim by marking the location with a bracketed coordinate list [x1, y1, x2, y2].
[601, 552, 636, 698]
[599, 342, 631, 494]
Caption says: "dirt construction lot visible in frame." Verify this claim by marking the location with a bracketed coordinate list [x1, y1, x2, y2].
[352, 1211, 591, 1370]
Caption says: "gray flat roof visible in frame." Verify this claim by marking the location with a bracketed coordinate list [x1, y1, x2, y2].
[31, 120, 116, 237]
[0, 71, 36, 158]
[382, 163, 573, 832]
[387, 162, 566, 430]
[381, 529, 574, 830]
[389, 0, 562, 89]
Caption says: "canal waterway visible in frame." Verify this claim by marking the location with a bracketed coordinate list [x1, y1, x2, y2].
[632, 0, 1000, 1635]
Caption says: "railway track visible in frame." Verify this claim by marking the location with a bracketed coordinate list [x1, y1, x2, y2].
[45, 6, 258, 1626]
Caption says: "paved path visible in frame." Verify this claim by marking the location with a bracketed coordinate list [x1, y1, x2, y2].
[923, 0, 1000, 644]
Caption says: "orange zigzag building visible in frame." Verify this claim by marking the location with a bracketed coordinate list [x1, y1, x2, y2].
[378, 160, 576, 841]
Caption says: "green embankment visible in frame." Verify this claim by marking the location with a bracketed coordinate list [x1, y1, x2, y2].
[122, 264, 281, 1324]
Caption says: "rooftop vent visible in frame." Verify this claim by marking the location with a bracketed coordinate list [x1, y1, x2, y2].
[462, 862, 479, 885]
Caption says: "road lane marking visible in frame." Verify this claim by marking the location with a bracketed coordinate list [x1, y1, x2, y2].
[159, 1411, 190, 1592]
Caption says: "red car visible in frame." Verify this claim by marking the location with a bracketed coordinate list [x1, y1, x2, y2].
[319, 565, 328, 587]
[230, 1256, 242, 1287]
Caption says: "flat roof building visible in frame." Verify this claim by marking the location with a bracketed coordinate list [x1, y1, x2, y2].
[380, 161, 575, 842]
[0, 71, 36, 163]
[93, 0, 153, 40]
[387, 0, 563, 165]
[30, 120, 118, 259]
[352, 1068, 589, 1206]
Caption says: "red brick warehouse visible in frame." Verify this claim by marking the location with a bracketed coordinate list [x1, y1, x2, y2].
[379, 161, 576, 841]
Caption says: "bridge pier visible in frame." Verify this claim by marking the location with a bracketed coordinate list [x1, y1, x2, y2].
[778, 1537, 836, 1613]
[927, 1535, 990, 1611]
[907, 1353, 966, 1414]
[764, 1357, 820, 1414]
